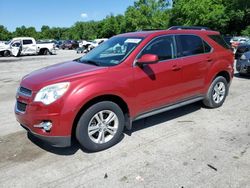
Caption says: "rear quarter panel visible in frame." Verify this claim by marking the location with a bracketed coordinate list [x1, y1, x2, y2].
[201, 34, 234, 93]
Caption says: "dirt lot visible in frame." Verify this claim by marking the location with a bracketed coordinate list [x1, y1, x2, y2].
[0, 50, 249, 188]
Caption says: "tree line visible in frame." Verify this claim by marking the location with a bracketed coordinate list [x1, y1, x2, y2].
[1, 0, 250, 41]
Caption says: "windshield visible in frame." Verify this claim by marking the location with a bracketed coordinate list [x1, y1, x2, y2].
[5, 40, 11, 45]
[78, 36, 144, 66]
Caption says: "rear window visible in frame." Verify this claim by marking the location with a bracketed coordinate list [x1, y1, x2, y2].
[209, 35, 230, 49]
[176, 35, 211, 57]
[23, 40, 33, 45]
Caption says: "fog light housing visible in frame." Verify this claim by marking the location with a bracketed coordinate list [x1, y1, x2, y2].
[34, 121, 52, 132]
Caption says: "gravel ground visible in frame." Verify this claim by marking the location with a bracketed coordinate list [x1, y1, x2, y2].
[0, 50, 249, 188]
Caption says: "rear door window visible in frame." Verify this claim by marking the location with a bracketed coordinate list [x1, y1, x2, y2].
[23, 40, 33, 45]
[176, 35, 212, 57]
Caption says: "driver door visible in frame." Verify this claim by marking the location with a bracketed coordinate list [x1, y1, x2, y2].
[133, 35, 183, 114]
[10, 40, 21, 57]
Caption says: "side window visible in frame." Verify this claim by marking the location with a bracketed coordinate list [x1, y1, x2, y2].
[177, 35, 204, 57]
[203, 41, 212, 53]
[139, 36, 176, 61]
[23, 40, 33, 45]
[11, 41, 21, 47]
[208, 35, 230, 49]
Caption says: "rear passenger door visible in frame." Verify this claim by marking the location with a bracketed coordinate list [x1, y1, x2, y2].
[22, 39, 36, 55]
[176, 35, 212, 98]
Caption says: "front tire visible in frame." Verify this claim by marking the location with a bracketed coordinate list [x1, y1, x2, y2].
[3, 50, 10, 57]
[76, 101, 125, 152]
[203, 76, 228, 108]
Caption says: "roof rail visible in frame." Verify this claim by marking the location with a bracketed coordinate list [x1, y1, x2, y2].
[137, 29, 164, 31]
[168, 26, 211, 31]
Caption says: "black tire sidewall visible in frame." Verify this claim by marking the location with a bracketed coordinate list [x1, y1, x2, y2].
[3, 50, 10, 57]
[76, 101, 124, 152]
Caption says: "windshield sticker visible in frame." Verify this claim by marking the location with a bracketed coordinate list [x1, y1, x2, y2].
[125, 38, 142, 43]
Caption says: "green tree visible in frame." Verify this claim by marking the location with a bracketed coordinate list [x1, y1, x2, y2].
[171, 0, 250, 34]
[99, 14, 124, 38]
[222, 0, 250, 34]
[124, 0, 170, 32]
[241, 25, 250, 36]
[170, 0, 228, 33]
[13, 26, 38, 39]
[69, 21, 99, 40]
[0, 25, 12, 40]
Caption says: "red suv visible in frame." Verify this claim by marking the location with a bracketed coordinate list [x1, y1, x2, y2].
[15, 27, 234, 151]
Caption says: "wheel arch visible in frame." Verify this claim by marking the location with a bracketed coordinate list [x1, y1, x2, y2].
[214, 70, 231, 84]
[71, 94, 130, 139]
[38, 48, 49, 54]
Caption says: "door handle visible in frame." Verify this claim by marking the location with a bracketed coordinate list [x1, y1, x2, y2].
[206, 57, 213, 62]
[172, 65, 181, 71]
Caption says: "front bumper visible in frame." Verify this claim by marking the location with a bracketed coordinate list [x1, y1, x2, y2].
[14, 91, 74, 147]
[50, 48, 57, 55]
[21, 124, 71, 147]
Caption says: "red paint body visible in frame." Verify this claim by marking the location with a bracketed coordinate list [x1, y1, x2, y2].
[15, 29, 234, 145]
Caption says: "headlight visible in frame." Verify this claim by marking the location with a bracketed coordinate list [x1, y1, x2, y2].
[34, 82, 70, 105]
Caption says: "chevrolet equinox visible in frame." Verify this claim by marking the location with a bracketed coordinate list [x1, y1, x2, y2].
[15, 27, 234, 151]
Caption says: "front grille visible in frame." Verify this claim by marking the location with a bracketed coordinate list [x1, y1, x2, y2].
[16, 101, 27, 112]
[19, 86, 32, 96]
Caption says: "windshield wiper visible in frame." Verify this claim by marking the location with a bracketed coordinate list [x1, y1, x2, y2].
[74, 58, 100, 66]
[84, 60, 100, 66]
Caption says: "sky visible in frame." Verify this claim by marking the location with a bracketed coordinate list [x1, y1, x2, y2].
[0, 0, 136, 31]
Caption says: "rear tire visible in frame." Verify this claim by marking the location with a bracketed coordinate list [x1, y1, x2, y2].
[43, 49, 50, 55]
[76, 101, 124, 152]
[203, 76, 228, 108]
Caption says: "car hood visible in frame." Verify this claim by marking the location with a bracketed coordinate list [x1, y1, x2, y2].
[0, 43, 9, 50]
[21, 60, 105, 90]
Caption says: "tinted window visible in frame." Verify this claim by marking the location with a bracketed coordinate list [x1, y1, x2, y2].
[204, 41, 212, 53]
[177, 35, 205, 57]
[23, 40, 33, 45]
[209, 35, 230, 49]
[12, 42, 20, 47]
[139, 36, 175, 61]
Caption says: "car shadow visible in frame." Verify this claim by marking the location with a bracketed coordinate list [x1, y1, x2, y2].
[125, 101, 202, 135]
[28, 102, 201, 155]
[234, 72, 250, 79]
[28, 131, 125, 155]
[27, 133, 80, 155]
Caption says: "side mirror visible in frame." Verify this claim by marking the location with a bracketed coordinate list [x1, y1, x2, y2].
[136, 54, 159, 66]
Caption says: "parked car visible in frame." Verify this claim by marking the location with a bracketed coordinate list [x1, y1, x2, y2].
[0, 37, 56, 57]
[15, 27, 234, 151]
[77, 38, 108, 53]
[236, 51, 250, 75]
[230, 37, 249, 49]
[54, 40, 64, 49]
[235, 42, 250, 59]
[61, 40, 79, 50]
[88, 38, 108, 51]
